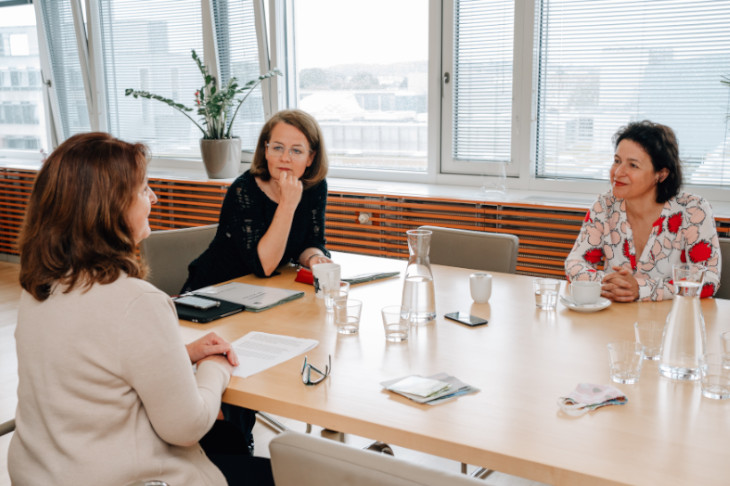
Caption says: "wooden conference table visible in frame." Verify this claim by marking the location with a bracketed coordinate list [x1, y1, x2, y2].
[178, 252, 730, 486]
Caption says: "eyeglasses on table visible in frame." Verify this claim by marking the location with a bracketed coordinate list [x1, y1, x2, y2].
[301, 354, 331, 386]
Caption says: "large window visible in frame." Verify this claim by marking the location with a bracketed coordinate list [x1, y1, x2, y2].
[535, 0, 730, 187]
[441, 0, 515, 180]
[5, 0, 730, 199]
[0, 3, 48, 154]
[102, 0, 265, 159]
[289, 0, 429, 172]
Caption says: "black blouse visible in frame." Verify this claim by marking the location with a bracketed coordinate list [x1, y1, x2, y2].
[182, 170, 329, 292]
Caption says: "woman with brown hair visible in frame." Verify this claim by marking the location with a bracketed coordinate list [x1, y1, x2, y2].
[9, 132, 273, 485]
[182, 109, 332, 292]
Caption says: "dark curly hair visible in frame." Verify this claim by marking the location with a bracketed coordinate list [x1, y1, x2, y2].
[612, 120, 682, 203]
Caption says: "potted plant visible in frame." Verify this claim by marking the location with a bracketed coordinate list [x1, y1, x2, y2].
[126, 49, 281, 178]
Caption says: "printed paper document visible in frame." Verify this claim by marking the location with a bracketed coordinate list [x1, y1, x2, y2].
[231, 331, 318, 378]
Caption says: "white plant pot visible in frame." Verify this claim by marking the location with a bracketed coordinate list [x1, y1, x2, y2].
[199, 138, 242, 179]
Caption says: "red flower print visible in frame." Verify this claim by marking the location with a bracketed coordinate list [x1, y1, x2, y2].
[653, 216, 665, 235]
[680, 252, 686, 263]
[667, 213, 682, 234]
[688, 241, 712, 263]
[623, 240, 637, 270]
[583, 248, 604, 264]
[701, 283, 715, 299]
[584, 211, 592, 223]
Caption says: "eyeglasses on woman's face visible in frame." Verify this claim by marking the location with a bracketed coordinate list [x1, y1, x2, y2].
[266, 142, 311, 162]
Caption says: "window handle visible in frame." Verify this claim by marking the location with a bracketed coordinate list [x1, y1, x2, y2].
[443, 72, 450, 84]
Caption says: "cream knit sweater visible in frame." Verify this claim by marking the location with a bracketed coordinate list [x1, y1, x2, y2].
[9, 276, 229, 486]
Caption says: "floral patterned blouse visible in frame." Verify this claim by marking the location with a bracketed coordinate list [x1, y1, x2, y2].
[565, 191, 721, 301]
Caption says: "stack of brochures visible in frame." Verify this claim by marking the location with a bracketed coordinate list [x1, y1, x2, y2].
[381, 372, 479, 405]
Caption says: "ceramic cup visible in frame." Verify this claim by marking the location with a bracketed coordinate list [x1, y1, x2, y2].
[469, 273, 492, 303]
[311, 263, 341, 300]
[571, 280, 601, 305]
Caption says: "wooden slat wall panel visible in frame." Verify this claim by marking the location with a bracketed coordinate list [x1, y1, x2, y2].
[3, 168, 730, 278]
[325, 192, 587, 277]
[0, 169, 35, 256]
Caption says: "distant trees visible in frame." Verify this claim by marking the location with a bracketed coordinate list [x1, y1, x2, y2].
[300, 68, 381, 90]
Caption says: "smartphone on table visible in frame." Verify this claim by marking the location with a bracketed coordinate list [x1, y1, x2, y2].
[174, 295, 221, 310]
[444, 311, 488, 327]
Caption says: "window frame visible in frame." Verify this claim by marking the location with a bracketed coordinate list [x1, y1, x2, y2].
[11, 0, 730, 204]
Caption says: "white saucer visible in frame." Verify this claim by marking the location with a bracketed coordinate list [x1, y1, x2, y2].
[560, 295, 611, 313]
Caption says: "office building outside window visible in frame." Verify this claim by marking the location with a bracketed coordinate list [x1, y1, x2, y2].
[0, 4, 47, 154]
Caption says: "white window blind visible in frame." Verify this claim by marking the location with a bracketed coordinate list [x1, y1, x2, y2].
[212, 0, 265, 151]
[451, 0, 514, 164]
[38, 0, 90, 140]
[100, 0, 204, 158]
[535, 0, 730, 186]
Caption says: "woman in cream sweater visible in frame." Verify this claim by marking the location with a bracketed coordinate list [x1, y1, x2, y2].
[9, 132, 273, 485]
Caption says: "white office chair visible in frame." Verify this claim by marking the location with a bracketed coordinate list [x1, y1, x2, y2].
[269, 431, 487, 486]
[418, 225, 519, 274]
[716, 238, 730, 299]
[139, 224, 218, 296]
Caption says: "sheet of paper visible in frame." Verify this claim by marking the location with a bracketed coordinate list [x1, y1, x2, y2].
[231, 331, 318, 378]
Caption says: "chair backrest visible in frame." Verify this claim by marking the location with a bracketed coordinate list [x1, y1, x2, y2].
[418, 225, 519, 274]
[139, 224, 218, 296]
[716, 238, 730, 299]
[269, 431, 486, 486]
[0, 418, 15, 436]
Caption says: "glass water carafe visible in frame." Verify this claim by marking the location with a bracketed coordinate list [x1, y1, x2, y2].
[401, 229, 436, 323]
[658, 263, 706, 381]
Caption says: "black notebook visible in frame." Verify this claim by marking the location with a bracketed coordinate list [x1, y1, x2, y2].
[174, 297, 244, 323]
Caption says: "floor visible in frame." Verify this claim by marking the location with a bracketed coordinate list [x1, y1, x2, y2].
[0, 261, 547, 486]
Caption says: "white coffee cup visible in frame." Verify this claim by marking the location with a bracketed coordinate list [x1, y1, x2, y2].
[571, 280, 601, 305]
[312, 263, 341, 300]
[469, 273, 492, 303]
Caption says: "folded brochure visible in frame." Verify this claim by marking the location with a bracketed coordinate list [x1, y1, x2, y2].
[381, 372, 479, 405]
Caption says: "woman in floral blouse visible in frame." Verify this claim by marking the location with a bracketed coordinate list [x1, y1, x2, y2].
[565, 120, 721, 302]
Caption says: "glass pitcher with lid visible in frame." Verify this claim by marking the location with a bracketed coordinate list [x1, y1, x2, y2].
[401, 229, 436, 324]
[658, 263, 706, 381]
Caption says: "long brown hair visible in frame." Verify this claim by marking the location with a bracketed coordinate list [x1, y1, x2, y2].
[250, 109, 328, 189]
[19, 132, 149, 301]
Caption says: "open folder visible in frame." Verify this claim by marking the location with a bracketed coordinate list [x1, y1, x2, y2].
[193, 282, 304, 312]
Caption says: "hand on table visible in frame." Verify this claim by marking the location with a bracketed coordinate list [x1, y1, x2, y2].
[601, 266, 639, 302]
[186, 332, 239, 367]
[307, 254, 332, 267]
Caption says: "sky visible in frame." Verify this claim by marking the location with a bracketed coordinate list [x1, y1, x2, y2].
[294, 0, 429, 68]
[0, 5, 35, 27]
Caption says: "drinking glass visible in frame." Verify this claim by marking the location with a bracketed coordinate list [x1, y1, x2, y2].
[381, 305, 409, 342]
[607, 341, 644, 384]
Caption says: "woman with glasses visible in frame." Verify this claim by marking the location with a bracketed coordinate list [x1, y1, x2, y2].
[182, 109, 331, 293]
